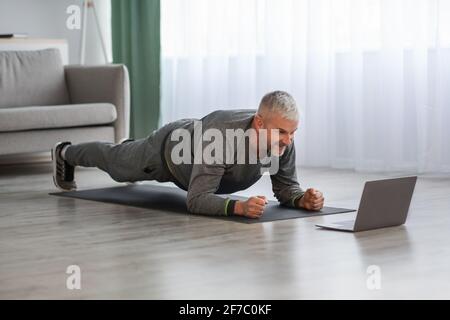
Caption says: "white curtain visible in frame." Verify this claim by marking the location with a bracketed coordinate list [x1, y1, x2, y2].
[161, 0, 450, 173]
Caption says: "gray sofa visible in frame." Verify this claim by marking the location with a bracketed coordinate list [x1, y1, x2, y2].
[0, 48, 130, 156]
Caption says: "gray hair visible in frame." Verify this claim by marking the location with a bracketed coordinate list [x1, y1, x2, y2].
[258, 91, 298, 121]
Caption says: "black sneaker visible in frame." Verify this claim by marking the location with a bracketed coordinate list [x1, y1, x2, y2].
[51, 141, 77, 191]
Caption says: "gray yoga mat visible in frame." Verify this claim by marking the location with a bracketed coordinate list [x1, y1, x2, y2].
[50, 184, 355, 224]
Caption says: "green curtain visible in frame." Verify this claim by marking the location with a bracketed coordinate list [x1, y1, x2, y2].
[111, 0, 160, 139]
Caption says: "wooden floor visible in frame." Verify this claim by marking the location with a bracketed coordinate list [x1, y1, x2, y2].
[1, 162, 450, 299]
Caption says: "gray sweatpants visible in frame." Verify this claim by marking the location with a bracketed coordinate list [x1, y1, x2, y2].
[64, 125, 176, 184]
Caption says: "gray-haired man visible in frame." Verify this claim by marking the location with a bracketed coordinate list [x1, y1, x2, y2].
[52, 91, 325, 218]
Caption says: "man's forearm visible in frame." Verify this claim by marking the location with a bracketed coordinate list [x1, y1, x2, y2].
[187, 192, 236, 216]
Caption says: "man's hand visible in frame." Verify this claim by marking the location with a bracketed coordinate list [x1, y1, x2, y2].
[234, 196, 268, 218]
[297, 188, 324, 211]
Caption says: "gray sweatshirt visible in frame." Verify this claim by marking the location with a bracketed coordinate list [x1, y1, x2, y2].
[161, 109, 305, 216]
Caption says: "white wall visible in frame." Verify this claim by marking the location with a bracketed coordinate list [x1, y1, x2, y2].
[0, 0, 112, 65]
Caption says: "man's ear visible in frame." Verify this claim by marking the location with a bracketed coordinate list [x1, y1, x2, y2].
[254, 113, 265, 129]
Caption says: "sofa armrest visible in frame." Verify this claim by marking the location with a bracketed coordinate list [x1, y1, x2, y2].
[64, 64, 130, 142]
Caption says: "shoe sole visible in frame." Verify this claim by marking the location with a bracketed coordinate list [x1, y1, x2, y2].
[119, 138, 134, 144]
[51, 143, 75, 192]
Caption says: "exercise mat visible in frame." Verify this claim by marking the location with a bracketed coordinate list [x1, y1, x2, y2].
[50, 184, 355, 224]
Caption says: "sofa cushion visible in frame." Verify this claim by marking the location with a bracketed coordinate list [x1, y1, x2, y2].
[0, 103, 117, 132]
[0, 49, 70, 108]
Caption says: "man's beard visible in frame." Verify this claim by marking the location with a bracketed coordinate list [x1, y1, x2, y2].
[269, 143, 286, 157]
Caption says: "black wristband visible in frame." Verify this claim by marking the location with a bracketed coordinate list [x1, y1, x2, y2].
[227, 199, 237, 216]
[293, 194, 305, 208]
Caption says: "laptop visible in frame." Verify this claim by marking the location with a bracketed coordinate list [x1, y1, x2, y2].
[316, 176, 417, 232]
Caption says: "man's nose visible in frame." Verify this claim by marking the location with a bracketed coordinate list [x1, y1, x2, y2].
[283, 134, 293, 146]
